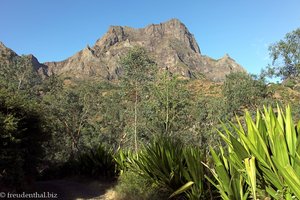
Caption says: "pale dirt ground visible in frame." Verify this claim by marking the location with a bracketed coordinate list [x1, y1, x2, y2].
[28, 179, 117, 200]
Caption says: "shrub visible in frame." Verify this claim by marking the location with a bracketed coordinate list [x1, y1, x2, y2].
[128, 136, 210, 199]
[207, 105, 300, 199]
[114, 170, 167, 200]
[61, 144, 117, 179]
[0, 89, 49, 190]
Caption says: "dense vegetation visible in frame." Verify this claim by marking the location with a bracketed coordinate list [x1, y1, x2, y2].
[0, 28, 299, 199]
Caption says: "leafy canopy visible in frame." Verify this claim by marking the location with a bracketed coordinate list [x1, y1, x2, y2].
[264, 28, 300, 80]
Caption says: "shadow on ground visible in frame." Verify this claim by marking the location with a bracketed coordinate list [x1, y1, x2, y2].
[26, 179, 116, 200]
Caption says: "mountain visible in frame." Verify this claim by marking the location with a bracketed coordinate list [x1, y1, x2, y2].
[1, 19, 245, 82]
[0, 42, 48, 77]
[44, 19, 245, 81]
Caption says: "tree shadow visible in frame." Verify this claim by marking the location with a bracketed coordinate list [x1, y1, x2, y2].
[26, 179, 116, 200]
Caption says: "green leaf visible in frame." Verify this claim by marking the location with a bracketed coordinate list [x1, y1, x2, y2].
[230, 135, 249, 160]
[245, 157, 257, 200]
[169, 181, 194, 199]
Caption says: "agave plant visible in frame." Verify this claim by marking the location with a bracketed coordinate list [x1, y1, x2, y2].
[77, 144, 116, 178]
[203, 147, 249, 200]
[133, 137, 186, 193]
[208, 105, 300, 200]
[181, 147, 207, 200]
[114, 149, 136, 175]
[129, 136, 208, 199]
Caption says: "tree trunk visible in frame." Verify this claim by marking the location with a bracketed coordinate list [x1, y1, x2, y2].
[134, 86, 138, 154]
[165, 74, 169, 135]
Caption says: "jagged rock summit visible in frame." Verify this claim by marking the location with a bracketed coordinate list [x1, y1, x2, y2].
[0, 42, 18, 63]
[45, 19, 245, 81]
[1, 19, 245, 81]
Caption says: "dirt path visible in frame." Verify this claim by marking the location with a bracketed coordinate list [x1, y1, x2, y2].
[28, 179, 116, 200]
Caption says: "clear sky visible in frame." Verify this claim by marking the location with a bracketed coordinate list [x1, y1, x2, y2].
[0, 0, 299, 75]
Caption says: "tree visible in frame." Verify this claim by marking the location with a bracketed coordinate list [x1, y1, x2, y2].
[120, 47, 157, 152]
[223, 72, 268, 115]
[0, 56, 42, 94]
[0, 89, 49, 190]
[143, 70, 193, 139]
[42, 86, 90, 160]
[264, 28, 300, 80]
[192, 95, 226, 148]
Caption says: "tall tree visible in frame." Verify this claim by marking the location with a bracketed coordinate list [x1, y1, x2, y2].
[42, 86, 90, 160]
[143, 70, 192, 138]
[0, 56, 42, 94]
[0, 88, 49, 189]
[264, 28, 300, 80]
[120, 46, 156, 153]
[223, 72, 268, 115]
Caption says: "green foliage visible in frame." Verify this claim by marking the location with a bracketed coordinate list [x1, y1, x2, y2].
[0, 56, 43, 95]
[120, 46, 157, 85]
[46, 144, 117, 180]
[264, 28, 300, 80]
[208, 105, 300, 199]
[114, 170, 167, 200]
[128, 136, 209, 199]
[75, 144, 116, 178]
[120, 46, 157, 152]
[223, 72, 269, 115]
[143, 72, 193, 138]
[114, 149, 136, 175]
[204, 147, 249, 200]
[133, 137, 186, 194]
[42, 80, 124, 162]
[0, 89, 49, 190]
[41, 86, 89, 160]
[193, 96, 226, 148]
[182, 147, 207, 199]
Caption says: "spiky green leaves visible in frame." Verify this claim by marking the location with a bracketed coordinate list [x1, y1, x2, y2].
[208, 105, 300, 199]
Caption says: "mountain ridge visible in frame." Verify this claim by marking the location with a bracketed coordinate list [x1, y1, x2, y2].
[1, 19, 246, 81]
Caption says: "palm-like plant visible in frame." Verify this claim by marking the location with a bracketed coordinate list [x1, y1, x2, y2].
[208, 105, 300, 199]
[130, 136, 208, 199]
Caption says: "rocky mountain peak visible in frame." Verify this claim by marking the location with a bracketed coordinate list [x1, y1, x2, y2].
[0, 41, 6, 49]
[0, 42, 18, 65]
[144, 18, 200, 54]
[2, 19, 246, 82]
[0, 42, 48, 77]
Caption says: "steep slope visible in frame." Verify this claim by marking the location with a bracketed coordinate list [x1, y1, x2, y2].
[0, 42, 18, 64]
[0, 42, 48, 77]
[45, 19, 245, 81]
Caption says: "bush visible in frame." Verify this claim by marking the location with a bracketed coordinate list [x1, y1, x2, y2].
[0, 89, 49, 190]
[114, 170, 167, 200]
[126, 136, 211, 199]
[76, 144, 116, 178]
[207, 105, 300, 199]
[44, 144, 118, 180]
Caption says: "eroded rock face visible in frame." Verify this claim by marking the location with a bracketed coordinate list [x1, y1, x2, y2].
[1, 19, 245, 82]
[0, 42, 48, 77]
[44, 19, 245, 81]
[0, 42, 18, 64]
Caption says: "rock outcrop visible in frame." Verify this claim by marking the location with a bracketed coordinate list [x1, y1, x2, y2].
[1, 19, 245, 82]
[0, 42, 18, 64]
[45, 19, 245, 81]
[0, 42, 48, 77]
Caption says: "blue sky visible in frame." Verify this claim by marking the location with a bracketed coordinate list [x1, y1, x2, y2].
[0, 0, 299, 75]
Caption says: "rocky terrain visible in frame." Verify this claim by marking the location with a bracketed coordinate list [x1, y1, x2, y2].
[1, 19, 245, 82]
[0, 41, 48, 77]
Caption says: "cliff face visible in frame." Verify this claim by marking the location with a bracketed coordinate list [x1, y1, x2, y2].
[45, 19, 245, 81]
[0, 42, 48, 77]
[1, 19, 245, 82]
[0, 42, 18, 64]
